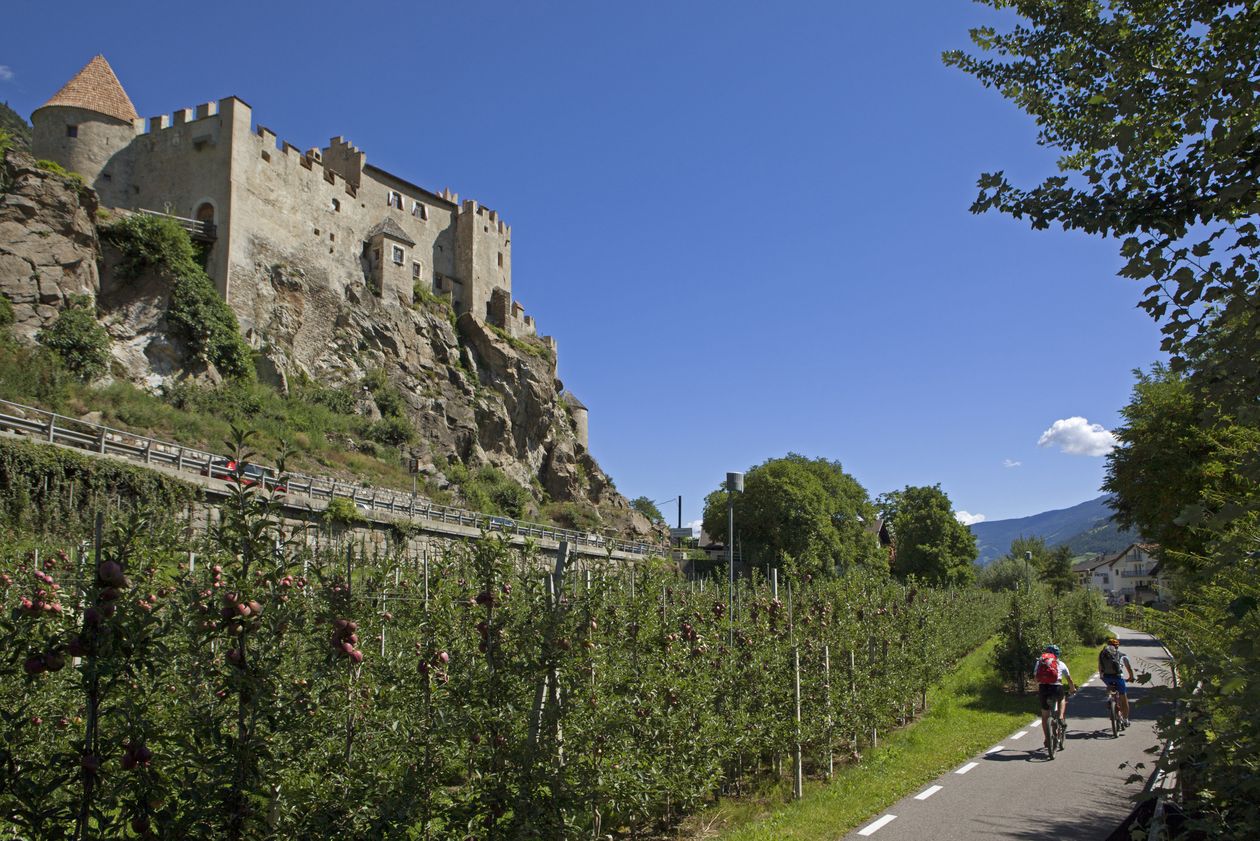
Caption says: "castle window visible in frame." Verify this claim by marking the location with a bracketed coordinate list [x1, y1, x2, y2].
[66, 125, 79, 138]
[412, 261, 422, 279]
[388, 191, 403, 209]
[261, 150, 271, 163]
[412, 201, 428, 220]
[331, 198, 341, 212]
[392, 245, 405, 265]
[497, 251, 503, 268]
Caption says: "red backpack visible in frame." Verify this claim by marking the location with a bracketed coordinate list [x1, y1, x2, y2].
[1036, 652, 1060, 684]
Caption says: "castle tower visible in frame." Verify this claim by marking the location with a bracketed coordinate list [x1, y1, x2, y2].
[455, 200, 512, 322]
[562, 391, 589, 450]
[30, 55, 140, 207]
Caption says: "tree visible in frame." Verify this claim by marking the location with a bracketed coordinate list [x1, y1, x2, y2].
[977, 556, 1027, 592]
[35, 295, 110, 382]
[630, 496, 664, 524]
[1104, 365, 1260, 573]
[944, 2, 1260, 422]
[700, 453, 884, 578]
[878, 485, 977, 586]
[949, 8, 1260, 829]
[1041, 545, 1077, 595]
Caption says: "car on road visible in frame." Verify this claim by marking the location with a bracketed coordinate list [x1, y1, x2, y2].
[204, 458, 285, 492]
[488, 516, 516, 532]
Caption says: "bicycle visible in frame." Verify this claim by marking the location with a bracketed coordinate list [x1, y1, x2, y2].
[1106, 686, 1121, 738]
[1046, 713, 1066, 760]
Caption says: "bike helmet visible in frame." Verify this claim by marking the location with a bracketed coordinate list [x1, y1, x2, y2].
[1045, 644, 1061, 656]
[1107, 638, 1120, 646]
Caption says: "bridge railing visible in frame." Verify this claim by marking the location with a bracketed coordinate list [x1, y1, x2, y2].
[0, 398, 658, 557]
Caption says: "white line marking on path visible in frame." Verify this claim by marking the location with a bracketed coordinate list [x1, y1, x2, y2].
[1029, 719, 1041, 728]
[956, 762, 979, 775]
[915, 785, 943, 800]
[985, 745, 1005, 754]
[858, 814, 897, 836]
[1010, 730, 1028, 740]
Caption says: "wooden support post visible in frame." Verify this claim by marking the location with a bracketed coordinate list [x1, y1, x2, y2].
[793, 644, 803, 800]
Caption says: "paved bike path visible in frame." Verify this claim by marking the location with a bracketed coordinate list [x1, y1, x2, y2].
[842, 625, 1172, 841]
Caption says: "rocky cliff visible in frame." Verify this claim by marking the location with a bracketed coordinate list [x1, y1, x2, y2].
[0, 153, 99, 339]
[0, 149, 651, 536]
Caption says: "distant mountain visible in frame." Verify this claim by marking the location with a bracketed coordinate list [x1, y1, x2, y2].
[0, 102, 31, 150]
[969, 495, 1136, 565]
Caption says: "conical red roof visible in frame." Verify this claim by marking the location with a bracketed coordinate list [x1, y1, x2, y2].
[37, 55, 138, 123]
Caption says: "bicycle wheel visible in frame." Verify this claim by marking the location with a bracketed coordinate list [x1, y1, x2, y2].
[1109, 697, 1119, 738]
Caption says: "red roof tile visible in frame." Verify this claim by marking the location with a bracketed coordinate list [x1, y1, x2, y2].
[37, 55, 138, 123]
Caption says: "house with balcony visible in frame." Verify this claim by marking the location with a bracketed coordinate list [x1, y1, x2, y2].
[1077, 543, 1164, 605]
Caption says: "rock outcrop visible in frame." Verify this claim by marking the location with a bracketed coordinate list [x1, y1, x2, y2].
[0, 152, 99, 342]
[0, 149, 653, 536]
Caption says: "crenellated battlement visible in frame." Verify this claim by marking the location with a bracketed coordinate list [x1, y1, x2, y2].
[135, 97, 237, 137]
[251, 124, 357, 197]
[459, 198, 511, 236]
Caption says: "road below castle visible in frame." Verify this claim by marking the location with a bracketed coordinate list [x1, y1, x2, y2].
[843, 626, 1172, 841]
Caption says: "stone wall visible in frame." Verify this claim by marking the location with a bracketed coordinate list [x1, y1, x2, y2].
[120, 99, 238, 296]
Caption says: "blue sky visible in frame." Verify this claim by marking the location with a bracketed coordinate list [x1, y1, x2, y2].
[0, 1, 1164, 528]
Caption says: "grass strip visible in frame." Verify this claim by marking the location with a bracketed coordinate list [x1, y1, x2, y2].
[683, 637, 1096, 840]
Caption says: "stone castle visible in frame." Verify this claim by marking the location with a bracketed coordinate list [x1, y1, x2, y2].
[29, 55, 589, 447]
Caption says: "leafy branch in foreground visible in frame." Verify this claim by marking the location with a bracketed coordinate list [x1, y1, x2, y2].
[944, 1, 1260, 419]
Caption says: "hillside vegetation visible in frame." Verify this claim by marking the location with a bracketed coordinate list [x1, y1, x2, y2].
[0, 103, 31, 151]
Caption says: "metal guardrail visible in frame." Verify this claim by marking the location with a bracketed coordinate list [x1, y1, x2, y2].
[0, 398, 658, 558]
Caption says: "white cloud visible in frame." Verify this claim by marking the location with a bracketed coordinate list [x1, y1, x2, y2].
[955, 511, 986, 526]
[1037, 417, 1117, 457]
[1003, 458, 1022, 468]
[685, 518, 702, 536]
[0, 66, 13, 82]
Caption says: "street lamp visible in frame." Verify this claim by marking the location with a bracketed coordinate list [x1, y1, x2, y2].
[726, 471, 743, 645]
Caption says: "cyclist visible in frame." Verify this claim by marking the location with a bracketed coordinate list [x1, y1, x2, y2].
[1033, 644, 1076, 754]
[1098, 637, 1137, 729]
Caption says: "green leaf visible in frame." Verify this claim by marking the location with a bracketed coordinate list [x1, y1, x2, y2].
[1221, 677, 1246, 696]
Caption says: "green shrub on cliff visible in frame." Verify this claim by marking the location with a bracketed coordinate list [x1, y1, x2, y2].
[462, 465, 532, 518]
[101, 213, 252, 380]
[366, 415, 415, 446]
[35, 295, 110, 382]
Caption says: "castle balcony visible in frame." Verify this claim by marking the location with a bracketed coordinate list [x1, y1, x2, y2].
[136, 208, 217, 242]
